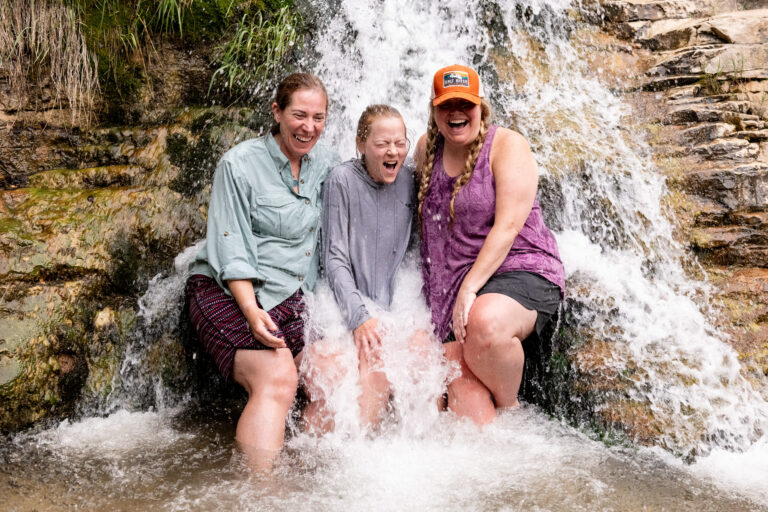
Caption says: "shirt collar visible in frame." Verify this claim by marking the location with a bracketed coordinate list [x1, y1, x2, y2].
[266, 132, 291, 172]
[266, 132, 315, 172]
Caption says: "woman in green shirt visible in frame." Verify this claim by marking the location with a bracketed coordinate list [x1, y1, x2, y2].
[186, 73, 339, 471]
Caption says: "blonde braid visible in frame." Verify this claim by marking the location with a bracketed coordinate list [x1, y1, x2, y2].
[417, 109, 440, 223]
[449, 100, 491, 221]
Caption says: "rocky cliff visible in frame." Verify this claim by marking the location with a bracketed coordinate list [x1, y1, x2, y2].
[600, 0, 768, 387]
[519, 0, 768, 454]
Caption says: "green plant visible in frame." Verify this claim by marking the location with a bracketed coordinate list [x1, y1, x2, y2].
[153, 0, 193, 35]
[729, 54, 746, 93]
[209, 5, 301, 100]
[698, 60, 723, 96]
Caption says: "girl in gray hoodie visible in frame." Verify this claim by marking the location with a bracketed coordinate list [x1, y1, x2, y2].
[302, 105, 435, 432]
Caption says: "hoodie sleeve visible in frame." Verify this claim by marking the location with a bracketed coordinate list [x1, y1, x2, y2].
[322, 166, 371, 330]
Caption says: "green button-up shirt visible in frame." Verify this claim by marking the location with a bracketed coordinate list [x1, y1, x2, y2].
[189, 133, 340, 311]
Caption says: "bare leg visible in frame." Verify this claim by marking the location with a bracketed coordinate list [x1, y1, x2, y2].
[462, 293, 537, 409]
[357, 346, 390, 429]
[408, 329, 445, 411]
[232, 348, 298, 471]
[443, 341, 496, 425]
[300, 344, 350, 434]
[301, 341, 390, 433]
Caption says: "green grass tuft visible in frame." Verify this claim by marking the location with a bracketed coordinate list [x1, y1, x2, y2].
[209, 4, 301, 101]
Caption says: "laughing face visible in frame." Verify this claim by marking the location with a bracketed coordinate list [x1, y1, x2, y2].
[358, 115, 408, 185]
[434, 98, 481, 148]
[271, 87, 328, 163]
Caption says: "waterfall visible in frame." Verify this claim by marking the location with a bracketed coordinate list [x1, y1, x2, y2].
[6, 1, 768, 509]
[309, 0, 768, 458]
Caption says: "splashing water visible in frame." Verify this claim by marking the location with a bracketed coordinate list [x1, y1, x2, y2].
[300, 256, 451, 439]
[4, 1, 768, 510]
[486, 3, 768, 456]
[307, 0, 768, 492]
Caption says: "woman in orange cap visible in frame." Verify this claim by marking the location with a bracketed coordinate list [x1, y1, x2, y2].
[416, 64, 564, 424]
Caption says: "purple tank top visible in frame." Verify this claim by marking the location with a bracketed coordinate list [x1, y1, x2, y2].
[420, 125, 565, 340]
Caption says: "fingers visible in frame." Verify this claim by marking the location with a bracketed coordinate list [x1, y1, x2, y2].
[263, 313, 278, 333]
[459, 301, 471, 342]
[353, 319, 382, 361]
[354, 333, 369, 360]
[353, 328, 368, 358]
[452, 308, 466, 344]
[251, 312, 286, 349]
[452, 293, 475, 344]
[255, 327, 286, 349]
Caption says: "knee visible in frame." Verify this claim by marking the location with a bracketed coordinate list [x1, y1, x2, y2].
[465, 312, 507, 350]
[250, 360, 298, 405]
[447, 374, 494, 423]
[360, 367, 389, 392]
[301, 352, 347, 399]
[467, 301, 529, 348]
[409, 329, 432, 348]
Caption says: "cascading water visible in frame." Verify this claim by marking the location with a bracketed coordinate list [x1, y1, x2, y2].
[314, 0, 768, 458]
[3, 1, 768, 510]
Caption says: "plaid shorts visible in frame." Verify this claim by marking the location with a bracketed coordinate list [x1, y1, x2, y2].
[186, 274, 306, 382]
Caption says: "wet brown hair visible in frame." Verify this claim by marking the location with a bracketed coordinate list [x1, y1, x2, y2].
[270, 73, 329, 135]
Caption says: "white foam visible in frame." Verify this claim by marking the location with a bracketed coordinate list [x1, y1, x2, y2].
[690, 437, 768, 505]
[33, 409, 191, 459]
[302, 256, 450, 438]
[138, 240, 204, 325]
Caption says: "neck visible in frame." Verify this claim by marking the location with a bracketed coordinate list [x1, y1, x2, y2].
[274, 133, 303, 177]
[442, 140, 471, 161]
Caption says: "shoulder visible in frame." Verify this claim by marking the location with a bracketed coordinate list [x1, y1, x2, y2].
[222, 136, 269, 162]
[490, 127, 530, 153]
[490, 127, 530, 156]
[489, 127, 538, 181]
[310, 141, 342, 169]
[325, 159, 358, 187]
[415, 133, 428, 158]
[398, 158, 416, 185]
[218, 137, 270, 177]
[490, 127, 534, 164]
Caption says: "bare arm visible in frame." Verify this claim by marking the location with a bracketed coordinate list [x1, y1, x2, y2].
[227, 279, 286, 349]
[453, 129, 538, 342]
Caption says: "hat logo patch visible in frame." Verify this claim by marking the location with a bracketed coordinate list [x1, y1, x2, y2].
[443, 71, 469, 88]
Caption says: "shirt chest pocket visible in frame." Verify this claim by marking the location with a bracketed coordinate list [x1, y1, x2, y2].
[252, 195, 312, 240]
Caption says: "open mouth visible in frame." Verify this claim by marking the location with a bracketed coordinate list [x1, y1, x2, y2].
[293, 134, 312, 143]
[383, 161, 398, 171]
[447, 120, 468, 128]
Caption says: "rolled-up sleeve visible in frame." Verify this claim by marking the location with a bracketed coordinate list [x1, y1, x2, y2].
[322, 170, 370, 330]
[206, 159, 264, 287]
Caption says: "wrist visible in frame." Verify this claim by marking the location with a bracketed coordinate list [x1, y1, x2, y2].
[239, 301, 263, 322]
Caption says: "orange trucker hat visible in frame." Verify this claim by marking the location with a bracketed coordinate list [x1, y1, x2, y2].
[431, 64, 484, 106]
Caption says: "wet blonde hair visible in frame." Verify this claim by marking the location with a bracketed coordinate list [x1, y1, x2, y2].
[355, 104, 407, 169]
[417, 99, 492, 222]
[356, 104, 405, 144]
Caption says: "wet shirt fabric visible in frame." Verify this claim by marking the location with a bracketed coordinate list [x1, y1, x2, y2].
[322, 158, 415, 330]
[189, 133, 340, 311]
[420, 125, 565, 341]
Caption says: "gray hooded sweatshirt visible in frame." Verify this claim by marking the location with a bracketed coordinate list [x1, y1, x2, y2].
[321, 158, 415, 330]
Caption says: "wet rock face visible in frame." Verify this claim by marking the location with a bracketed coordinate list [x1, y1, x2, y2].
[0, 87, 262, 430]
[583, 0, 768, 440]
[512, 1, 768, 450]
